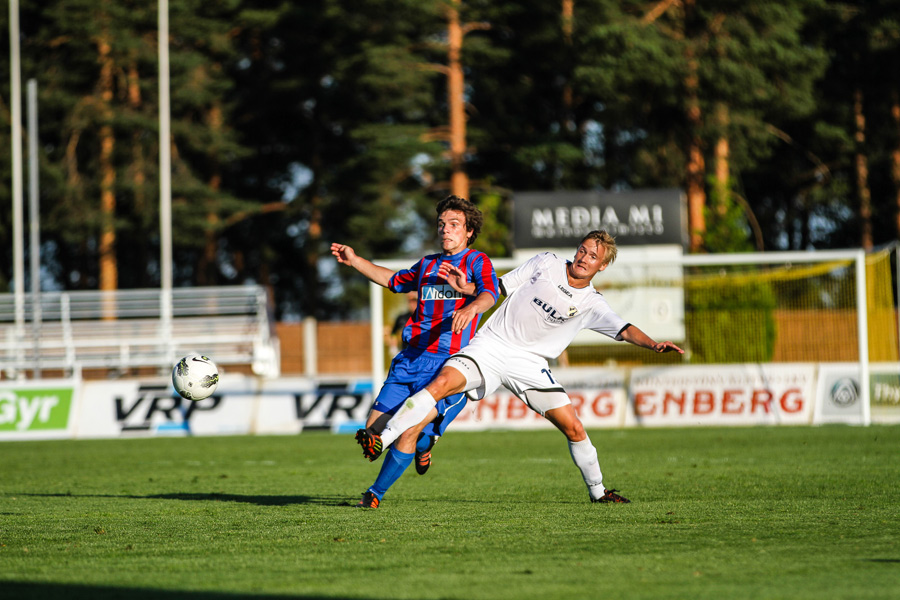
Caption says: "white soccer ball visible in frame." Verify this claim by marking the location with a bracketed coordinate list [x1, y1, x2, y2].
[172, 355, 219, 401]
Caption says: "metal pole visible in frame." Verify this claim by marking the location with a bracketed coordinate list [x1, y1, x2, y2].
[10, 0, 25, 376]
[369, 281, 384, 398]
[159, 0, 173, 365]
[303, 317, 317, 376]
[28, 78, 41, 378]
[856, 250, 870, 426]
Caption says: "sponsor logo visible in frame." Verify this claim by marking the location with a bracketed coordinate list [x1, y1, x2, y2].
[829, 378, 859, 408]
[422, 284, 464, 301]
[532, 297, 567, 324]
[0, 388, 73, 432]
[557, 284, 572, 298]
[453, 389, 623, 429]
[633, 388, 807, 417]
[530, 204, 665, 239]
[114, 384, 220, 432]
[294, 384, 371, 429]
[567, 306, 578, 317]
[874, 380, 900, 406]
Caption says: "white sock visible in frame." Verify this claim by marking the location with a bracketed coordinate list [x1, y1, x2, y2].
[568, 436, 605, 500]
[381, 389, 437, 447]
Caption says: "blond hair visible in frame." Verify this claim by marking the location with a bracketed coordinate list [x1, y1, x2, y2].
[578, 230, 617, 266]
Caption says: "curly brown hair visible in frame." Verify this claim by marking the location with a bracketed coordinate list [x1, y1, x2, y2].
[578, 230, 618, 266]
[436, 195, 484, 246]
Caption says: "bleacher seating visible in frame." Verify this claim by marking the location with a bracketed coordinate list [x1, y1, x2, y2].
[0, 286, 280, 378]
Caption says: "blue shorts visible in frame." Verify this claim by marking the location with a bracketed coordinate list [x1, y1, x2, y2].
[372, 348, 466, 438]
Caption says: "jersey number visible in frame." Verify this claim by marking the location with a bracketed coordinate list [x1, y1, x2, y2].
[541, 369, 556, 385]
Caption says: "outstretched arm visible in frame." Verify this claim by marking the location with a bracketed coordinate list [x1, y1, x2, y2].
[619, 324, 684, 354]
[330, 243, 394, 288]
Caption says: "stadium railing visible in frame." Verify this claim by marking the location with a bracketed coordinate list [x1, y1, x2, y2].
[0, 285, 279, 379]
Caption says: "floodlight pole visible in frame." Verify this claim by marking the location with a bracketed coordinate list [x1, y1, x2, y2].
[28, 79, 41, 378]
[159, 0, 173, 363]
[10, 0, 25, 375]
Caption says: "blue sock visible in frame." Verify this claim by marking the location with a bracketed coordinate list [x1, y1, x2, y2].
[415, 434, 435, 454]
[369, 447, 414, 500]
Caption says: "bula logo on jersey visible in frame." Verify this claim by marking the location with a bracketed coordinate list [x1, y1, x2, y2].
[532, 297, 568, 324]
[422, 284, 464, 301]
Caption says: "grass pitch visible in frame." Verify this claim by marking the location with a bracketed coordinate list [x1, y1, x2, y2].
[1, 426, 898, 600]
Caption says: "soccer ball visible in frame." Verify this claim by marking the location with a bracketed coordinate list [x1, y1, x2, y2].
[172, 355, 219, 401]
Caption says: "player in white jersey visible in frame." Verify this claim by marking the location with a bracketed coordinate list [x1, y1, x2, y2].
[355, 230, 684, 504]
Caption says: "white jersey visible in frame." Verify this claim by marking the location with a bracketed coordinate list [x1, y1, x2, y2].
[476, 252, 629, 360]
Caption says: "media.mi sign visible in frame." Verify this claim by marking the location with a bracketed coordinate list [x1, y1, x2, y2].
[512, 189, 687, 249]
[511, 189, 688, 345]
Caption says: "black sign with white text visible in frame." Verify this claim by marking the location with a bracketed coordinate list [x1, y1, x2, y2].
[512, 189, 686, 248]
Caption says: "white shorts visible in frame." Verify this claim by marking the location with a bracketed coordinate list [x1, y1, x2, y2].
[445, 334, 570, 416]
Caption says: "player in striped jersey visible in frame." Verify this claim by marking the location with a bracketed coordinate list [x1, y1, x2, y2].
[331, 195, 499, 508]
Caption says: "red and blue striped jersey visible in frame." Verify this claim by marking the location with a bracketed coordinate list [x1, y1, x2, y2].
[388, 248, 499, 357]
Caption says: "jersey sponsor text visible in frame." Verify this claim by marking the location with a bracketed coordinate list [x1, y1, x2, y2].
[531, 297, 568, 324]
[422, 284, 464, 301]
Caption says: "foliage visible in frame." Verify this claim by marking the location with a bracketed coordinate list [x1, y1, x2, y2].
[470, 189, 511, 257]
[0, 0, 898, 317]
[704, 176, 755, 253]
[686, 273, 777, 363]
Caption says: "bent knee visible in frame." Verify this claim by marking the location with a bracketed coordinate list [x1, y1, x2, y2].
[427, 368, 465, 398]
[563, 421, 586, 441]
[546, 407, 586, 441]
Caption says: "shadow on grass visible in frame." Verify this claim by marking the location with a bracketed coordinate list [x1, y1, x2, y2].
[862, 558, 900, 563]
[3, 581, 358, 600]
[20, 492, 353, 507]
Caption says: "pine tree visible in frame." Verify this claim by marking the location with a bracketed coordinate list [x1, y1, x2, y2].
[573, 0, 825, 252]
[14, 0, 256, 291]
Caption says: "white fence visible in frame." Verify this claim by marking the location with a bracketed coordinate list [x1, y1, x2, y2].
[0, 286, 279, 378]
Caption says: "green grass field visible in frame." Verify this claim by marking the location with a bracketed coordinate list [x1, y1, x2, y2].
[2, 426, 898, 600]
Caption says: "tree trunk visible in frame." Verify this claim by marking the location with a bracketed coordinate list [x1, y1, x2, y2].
[682, 0, 706, 252]
[306, 191, 323, 315]
[642, 0, 706, 250]
[562, 0, 573, 41]
[98, 33, 118, 299]
[128, 59, 150, 287]
[198, 102, 223, 286]
[447, 1, 469, 199]
[199, 173, 221, 286]
[853, 87, 873, 251]
[685, 51, 706, 252]
[712, 103, 730, 216]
